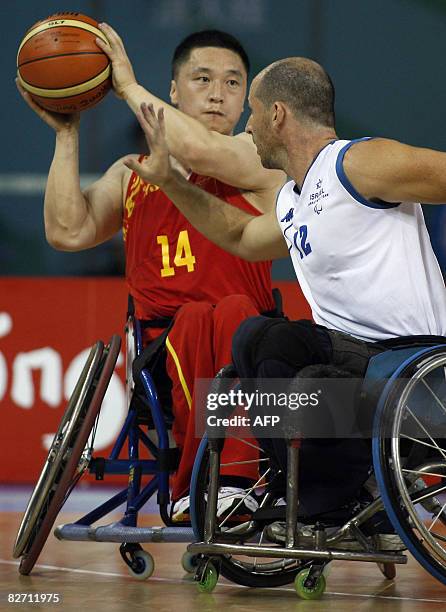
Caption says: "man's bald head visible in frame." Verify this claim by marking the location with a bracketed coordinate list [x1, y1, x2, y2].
[253, 57, 335, 128]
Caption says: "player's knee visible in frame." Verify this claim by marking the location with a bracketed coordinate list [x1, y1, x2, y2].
[214, 294, 257, 317]
[174, 301, 213, 324]
[233, 318, 314, 378]
[231, 315, 273, 377]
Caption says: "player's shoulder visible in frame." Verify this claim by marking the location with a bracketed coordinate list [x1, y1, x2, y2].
[344, 137, 401, 161]
[107, 154, 140, 173]
[84, 155, 141, 200]
[342, 138, 414, 177]
[102, 154, 144, 186]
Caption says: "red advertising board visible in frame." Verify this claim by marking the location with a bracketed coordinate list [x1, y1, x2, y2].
[0, 277, 310, 484]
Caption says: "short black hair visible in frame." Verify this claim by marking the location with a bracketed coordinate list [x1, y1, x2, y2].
[255, 58, 335, 128]
[172, 30, 250, 79]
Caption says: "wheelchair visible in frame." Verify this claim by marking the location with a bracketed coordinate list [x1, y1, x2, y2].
[13, 291, 284, 578]
[186, 338, 446, 598]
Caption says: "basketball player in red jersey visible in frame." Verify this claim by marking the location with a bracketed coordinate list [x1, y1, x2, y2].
[17, 28, 285, 520]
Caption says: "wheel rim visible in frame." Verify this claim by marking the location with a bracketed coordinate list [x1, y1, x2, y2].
[373, 348, 446, 585]
[391, 354, 446, 565]
[15, 336, 121, 574]
[13, 341, 104, 558]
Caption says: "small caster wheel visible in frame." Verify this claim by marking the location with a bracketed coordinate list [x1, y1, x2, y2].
[377, 562, 396, 580]
[197, 561, 219, 593]
[128, 550, 154, 580]
[295, 568, 326, 600]
[182, 551, 199, 574]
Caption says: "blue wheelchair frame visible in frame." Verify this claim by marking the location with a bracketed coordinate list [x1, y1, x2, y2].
[56, 289, 285, 571]
[56, 317, 194, 548]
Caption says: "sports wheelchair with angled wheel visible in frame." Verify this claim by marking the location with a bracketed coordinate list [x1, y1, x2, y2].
[13, 291, 284, 579]
[13, 315, 194, 579]
[187, 337, 446, 598]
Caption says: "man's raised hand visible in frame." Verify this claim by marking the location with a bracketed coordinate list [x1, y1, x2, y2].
[124, 103, 173, 187]
[96, 23, 138, 99]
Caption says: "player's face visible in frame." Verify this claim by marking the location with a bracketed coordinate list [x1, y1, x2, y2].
[170, 47, 247, 135]
[245, 88, 278, 169]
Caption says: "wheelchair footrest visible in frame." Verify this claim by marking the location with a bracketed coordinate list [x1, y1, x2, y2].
[93, 522, 194, 543]
[54, 523, 98, 542]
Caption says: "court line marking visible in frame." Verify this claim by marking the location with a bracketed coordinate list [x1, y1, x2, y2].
[2, 559, 446, 603]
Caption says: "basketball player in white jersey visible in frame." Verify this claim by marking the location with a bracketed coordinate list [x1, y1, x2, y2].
[123, 57, 446, 548]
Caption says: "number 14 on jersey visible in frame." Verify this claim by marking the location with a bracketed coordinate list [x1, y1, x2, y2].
[157, 230, 196, 277]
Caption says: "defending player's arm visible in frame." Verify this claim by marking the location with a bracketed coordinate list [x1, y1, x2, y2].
[158, 173, 287, 261]
[344, 138, 446, 204]
[95, 24, 285, 193]
[17, 81, 124, 251]
[124, 106, 288, 261]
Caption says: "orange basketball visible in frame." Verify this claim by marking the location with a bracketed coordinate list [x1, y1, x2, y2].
[17, 12, 111, 114]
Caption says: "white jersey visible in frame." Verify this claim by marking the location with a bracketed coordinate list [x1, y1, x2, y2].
[276, 138, 446, 341]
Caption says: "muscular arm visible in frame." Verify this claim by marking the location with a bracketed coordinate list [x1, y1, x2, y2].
[43, 132, 122, 251]
[96, 24, 285, 193]
[17, 81, 125, 251]
[344, 138, 446, 204]
[44, 131, 125, 251]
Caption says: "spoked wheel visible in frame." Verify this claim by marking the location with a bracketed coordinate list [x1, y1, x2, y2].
[13, 335, 121, 575]
[192, 439, 303, 587]
[373, 346, 446, 585]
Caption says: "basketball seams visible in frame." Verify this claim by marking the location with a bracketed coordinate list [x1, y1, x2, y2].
[17, 65, 111, 98]
[18, 51, 108, 69]
[17, 20, 108, 61]
[17, 14, 111, 113]
[28, 82, 111, 113]
[19, 55, 109, 91]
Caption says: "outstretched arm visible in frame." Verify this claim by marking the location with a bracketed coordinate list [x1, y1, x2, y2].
[124, 105, 288, 261]
[96, 23, 285, 193]
[344, 138, 446, 204]
[17, 82, 124, 251]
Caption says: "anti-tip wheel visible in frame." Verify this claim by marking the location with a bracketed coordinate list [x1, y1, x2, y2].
[295, 568, 326, 600]
[197, 561, 219, 593]
[378, 562, 396, 580]
[182, 551, 199, 574]
[127, 550, 154, 580]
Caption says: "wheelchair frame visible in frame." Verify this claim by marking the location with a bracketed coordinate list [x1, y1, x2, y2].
[14, 305, 446, 596]
[15, 318, 195, 578]
[14, 289, 285, 578]
[187, 343, 446, 598]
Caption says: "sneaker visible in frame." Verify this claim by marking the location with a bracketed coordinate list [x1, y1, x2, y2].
[171, 495, 191, 522]
[215, 486, 258, 519]
[265, 521, 406, 552]
[172, 486, 258, 523]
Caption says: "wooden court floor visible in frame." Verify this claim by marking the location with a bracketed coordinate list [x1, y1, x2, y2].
[2, 510, 446, 612]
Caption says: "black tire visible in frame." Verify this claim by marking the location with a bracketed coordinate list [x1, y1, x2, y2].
[15, 335, 121, 575]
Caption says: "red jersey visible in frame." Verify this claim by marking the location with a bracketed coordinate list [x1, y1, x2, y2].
[123, 165, 274, 320]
